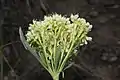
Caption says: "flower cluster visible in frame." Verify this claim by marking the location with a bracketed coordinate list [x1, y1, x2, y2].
[25, 14, 92, 80]
[26, 14, 92, 48]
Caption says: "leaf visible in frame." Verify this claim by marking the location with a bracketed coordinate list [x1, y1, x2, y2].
[19, 27, 40, 62]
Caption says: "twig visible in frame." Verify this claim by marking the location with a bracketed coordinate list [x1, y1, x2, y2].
[0, 41, 20, 80]
[0, 7, 4, 80]
[19, 63, 40, 79]
[0, 41, 20, 49]
[0, 50, 3, 80]
[39, 0, 50, 14]
[72, 63, 103, 79]
[3, 54, 20, 80]
[72, 63, 93, 75]
[3, 55, 14, 72]
[26, 0, 32, 16]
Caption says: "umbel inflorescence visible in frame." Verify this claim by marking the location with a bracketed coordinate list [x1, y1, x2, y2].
[20, 14, 92, 80]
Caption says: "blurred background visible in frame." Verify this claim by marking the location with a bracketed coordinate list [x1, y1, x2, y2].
[0, 0, 120, 80]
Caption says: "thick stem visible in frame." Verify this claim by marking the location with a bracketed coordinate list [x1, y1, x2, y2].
[52, 73, 59, 80]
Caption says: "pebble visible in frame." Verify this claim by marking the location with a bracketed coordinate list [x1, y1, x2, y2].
[117, 40, 120, 44]
[89, 11, 99, 17]
[101, 52, 118, 62]
[98, 16, 109, 23]
[4, 76, 8, 80]
[109, 14, 116, 19]
[101, 53, 108, 61]
[108, 65, 112, 68]
[112, 5, 119, 8]
[108, 56, 118, 62]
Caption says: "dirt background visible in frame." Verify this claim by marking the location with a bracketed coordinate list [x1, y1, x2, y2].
[0, 0, 120, 80]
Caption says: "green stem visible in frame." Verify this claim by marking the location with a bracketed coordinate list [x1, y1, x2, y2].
[52, 73, 59, 80]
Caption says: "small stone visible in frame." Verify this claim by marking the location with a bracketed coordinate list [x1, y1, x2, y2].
[117, 65, 120, 68]
[99, 16, 109, 23]
[109, 14, 116, 19]
[112, 5, 119, 8]
[109, 56, 118, 62]
[101, 55, 107, 60]
[108, 65, 112, 68]
[101, 0, 115, 5]
[4, 76, 8, 80]
[117, 40, 120, 44]
[89, 11, 99, 17]
[101, 53, 109, 61]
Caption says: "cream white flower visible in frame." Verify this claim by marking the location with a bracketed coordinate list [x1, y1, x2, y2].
[86, 37, 92, 41]
[88, 25, 93, 31]
[70, 14, 79, 22]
